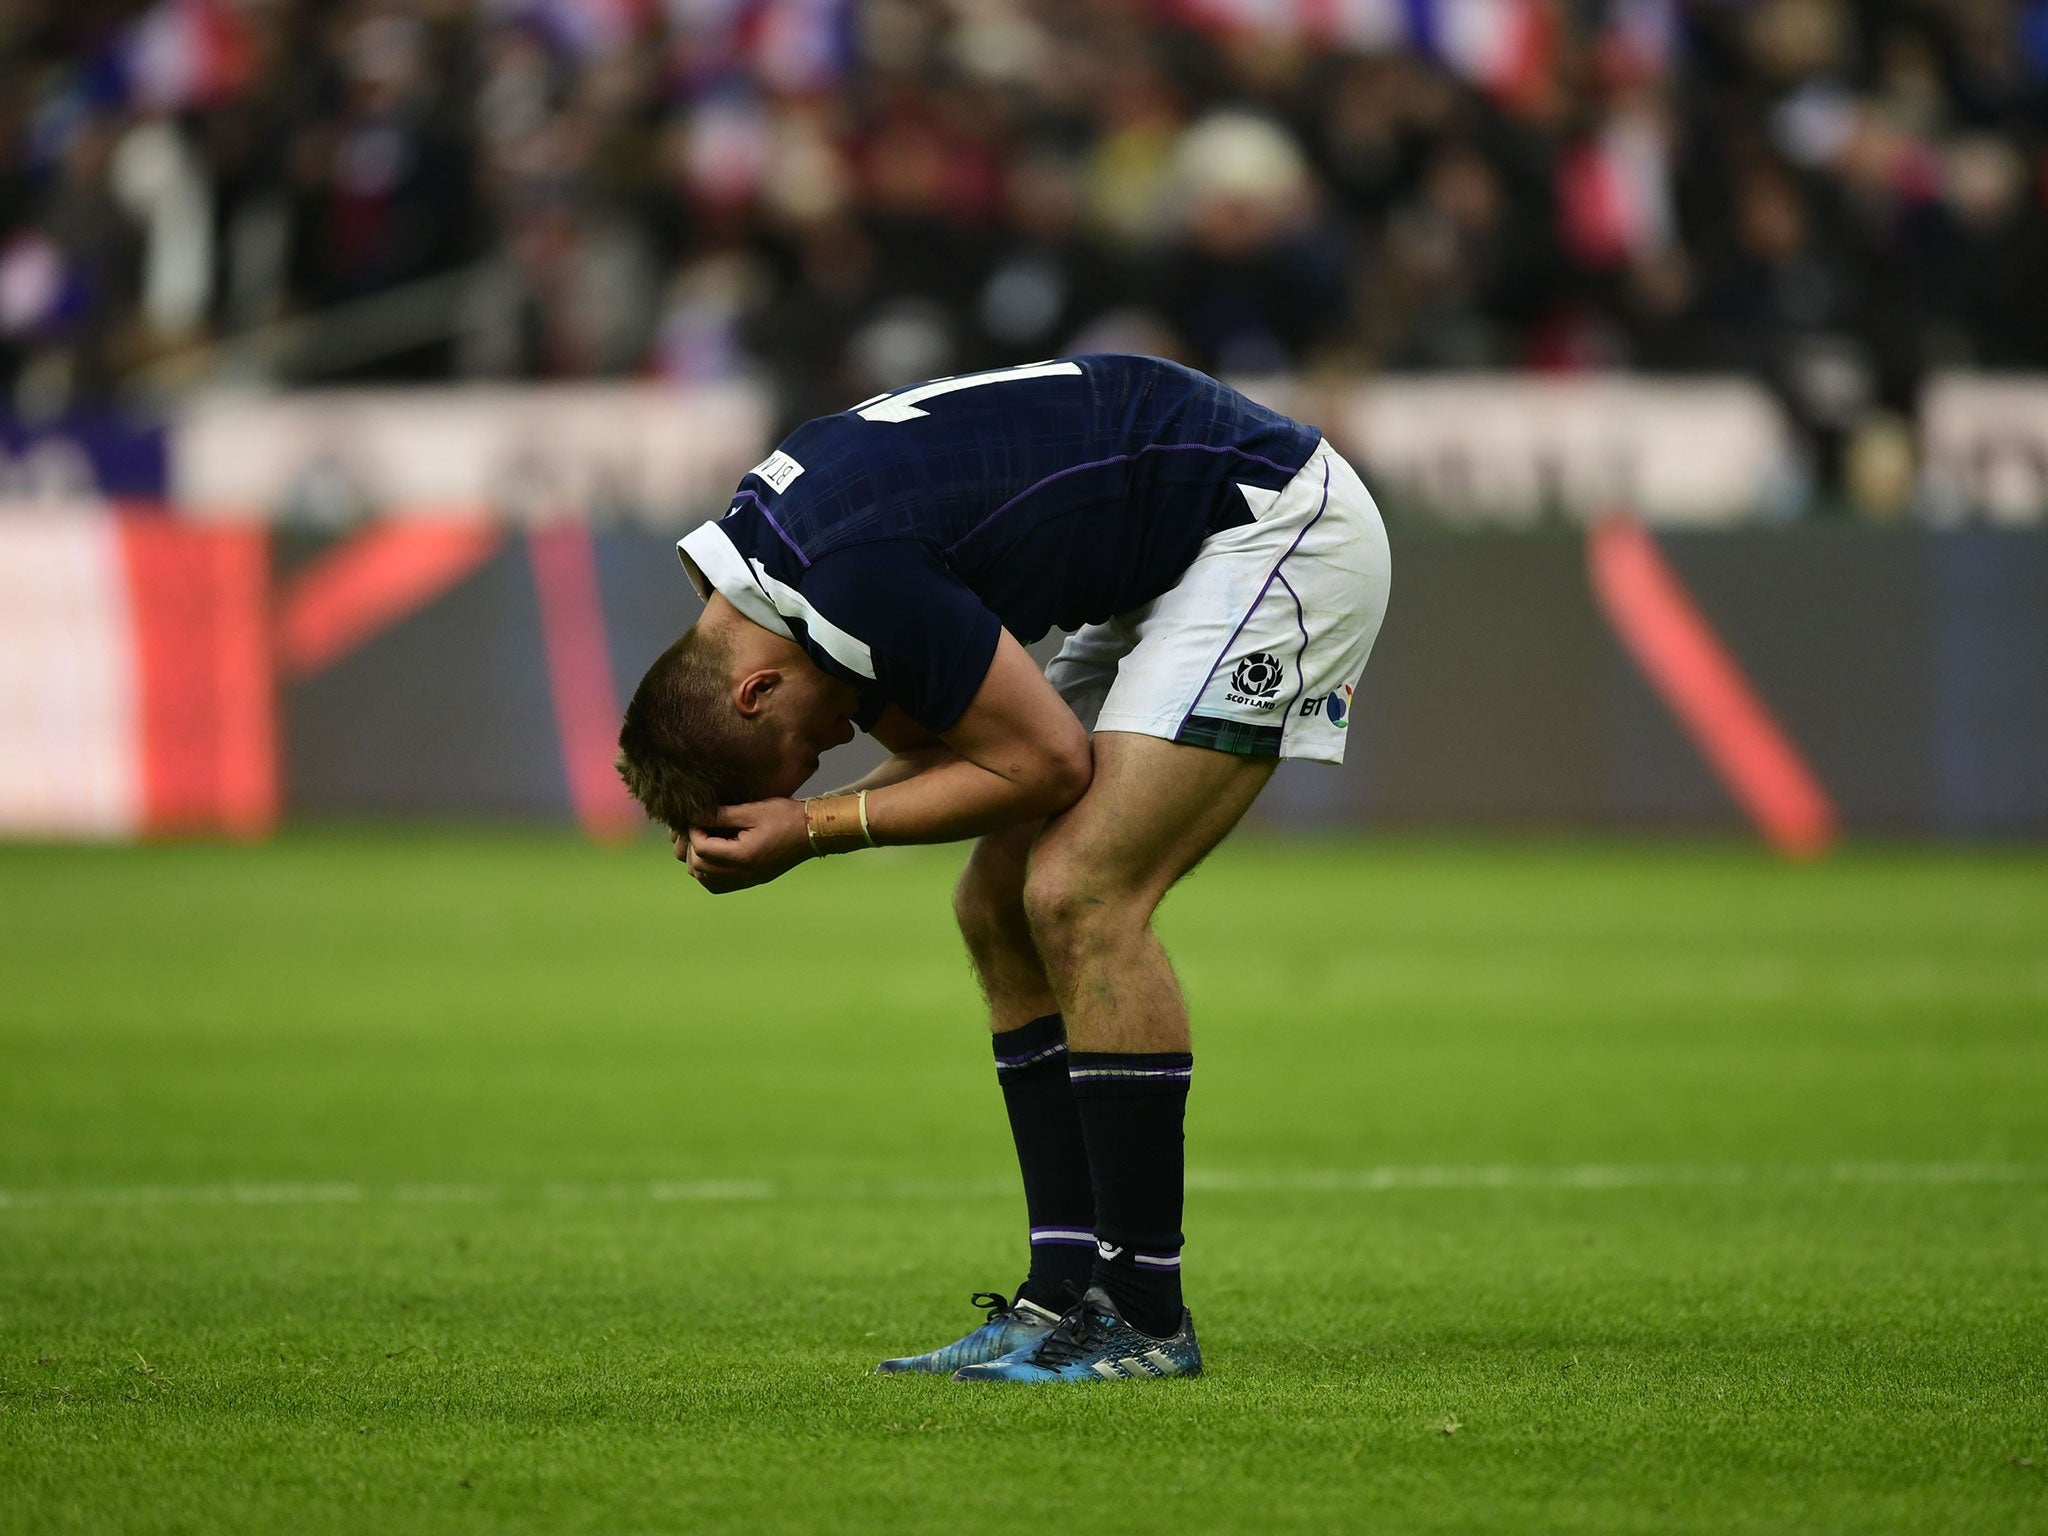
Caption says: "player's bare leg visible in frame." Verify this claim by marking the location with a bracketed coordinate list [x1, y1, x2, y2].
[954, 731, 1272, 1379]
[1024, 731, 1274, 1055]
[922, 817, 1097, 1333]
[875, 823, 1069, 1373]
[953, 821, 1055, 1034]
[877, 823, 1083, 1373]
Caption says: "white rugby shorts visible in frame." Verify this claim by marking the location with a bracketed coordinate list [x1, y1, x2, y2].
[1045, 439, 1390, 764]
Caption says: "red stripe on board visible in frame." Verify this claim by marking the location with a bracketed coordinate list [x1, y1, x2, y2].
[277, 521, 500, 678]
[119, 520, 277, 838]
[528, 524, 639, 840]
[1588, 516, 1836, 858]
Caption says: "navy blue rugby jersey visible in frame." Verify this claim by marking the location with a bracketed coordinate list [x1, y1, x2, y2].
[676, 354, 1321, 734]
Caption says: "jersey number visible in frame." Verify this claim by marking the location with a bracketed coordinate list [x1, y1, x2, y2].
[854, 361, 1083, 423]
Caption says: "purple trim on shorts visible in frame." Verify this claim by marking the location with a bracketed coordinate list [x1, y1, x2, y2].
[995, 1041, 1068, 1071]
[943, 443, 1312, 556]
[1175, 457, 1331, 740]
[1276, 567, 1313, 725]
[732, 488, 811, 568]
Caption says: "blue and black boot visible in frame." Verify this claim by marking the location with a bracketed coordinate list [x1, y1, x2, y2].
[951, 1286, 1201, 1383]
[875, 1291, 1062, 1375]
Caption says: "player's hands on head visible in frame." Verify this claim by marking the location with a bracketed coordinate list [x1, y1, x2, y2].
[678, 798, 811, 894]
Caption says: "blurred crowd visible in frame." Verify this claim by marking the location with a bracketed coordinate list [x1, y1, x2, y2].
[3, 0, 2048, 492]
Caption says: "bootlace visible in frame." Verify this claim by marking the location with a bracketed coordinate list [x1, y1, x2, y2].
[970, 1290, 1013, 1322]
[1030, 1302, 1116, 1367]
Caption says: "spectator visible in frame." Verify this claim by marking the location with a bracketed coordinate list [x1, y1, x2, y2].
[1, 0, 2044, 508]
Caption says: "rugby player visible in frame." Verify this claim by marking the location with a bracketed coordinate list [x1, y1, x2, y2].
[617, 355, 1390, 1382]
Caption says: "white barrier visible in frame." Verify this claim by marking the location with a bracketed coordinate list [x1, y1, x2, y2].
[165, 373, 1802, 527]
[172, 382, 772, 527]
[1920, 374, 2048, 527]
[1243, 375, 1796, 528]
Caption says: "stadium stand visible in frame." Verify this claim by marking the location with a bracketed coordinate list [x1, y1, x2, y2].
[3, 0, 2046, 500]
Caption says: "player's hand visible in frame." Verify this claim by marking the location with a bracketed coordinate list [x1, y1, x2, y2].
[679, 799, 810, 894]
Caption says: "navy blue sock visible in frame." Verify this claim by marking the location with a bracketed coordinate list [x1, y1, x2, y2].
[992, 1014, 1096, 1310]
[1067, 1050, 1190, 1338]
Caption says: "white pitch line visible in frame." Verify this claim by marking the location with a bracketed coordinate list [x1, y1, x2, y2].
[1187, 1161, 2048, 1193]
[0, 1182, 369, 1210]
[0, 1163, 2043, 1212]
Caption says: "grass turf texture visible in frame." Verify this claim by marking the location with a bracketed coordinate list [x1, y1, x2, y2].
[2, 834, 2045, 1534]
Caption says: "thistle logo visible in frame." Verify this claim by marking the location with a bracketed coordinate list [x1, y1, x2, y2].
[1228, 653, 1284, 705]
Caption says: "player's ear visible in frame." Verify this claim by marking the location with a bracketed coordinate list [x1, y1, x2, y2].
[732, 667, 782, 718]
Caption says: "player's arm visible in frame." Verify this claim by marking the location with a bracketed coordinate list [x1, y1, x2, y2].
[860, 632, 1090, 839]
[685, 636, 1089, 891]
[684, 543, 1088, 892]
[820, 709, 957, 795]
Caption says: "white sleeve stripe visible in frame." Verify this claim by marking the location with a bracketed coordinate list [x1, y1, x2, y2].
[677, 522, 877, 681]
[676, 524, 793, 641]
[753, 563, 876, 680]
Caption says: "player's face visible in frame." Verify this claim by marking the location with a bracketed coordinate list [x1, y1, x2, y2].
[758, 667, 861, 798]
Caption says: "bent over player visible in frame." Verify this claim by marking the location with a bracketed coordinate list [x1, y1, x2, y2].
[617, 355, 1390, 1383]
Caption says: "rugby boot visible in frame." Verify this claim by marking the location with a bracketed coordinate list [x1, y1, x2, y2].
[951, 1286, 1201, 1383]
[875, 1291, 1062, 1375]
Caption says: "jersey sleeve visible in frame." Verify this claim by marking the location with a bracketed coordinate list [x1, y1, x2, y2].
[797, 541, 1004, 735]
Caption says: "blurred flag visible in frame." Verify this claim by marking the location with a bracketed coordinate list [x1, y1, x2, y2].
[1173, 0, 1558, 111]
[1558, 112, 1675, 268]
[1602, 0, 1679, 82]
[661, 0, 856, 94]
[748, 0, 856, 92]
[27, 0, 253, 167]
[123, 0, 255, 113]
[512, 0, 658, 60]
[1414, 0, 1556, 108]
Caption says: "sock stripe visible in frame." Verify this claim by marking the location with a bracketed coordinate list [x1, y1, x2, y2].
[995, 1041, 1068, 1072]
[1029, 1227, 1095, 1246]
[1133, 1251, 1182, 1270]
[1068, 1066, 1192, 1082]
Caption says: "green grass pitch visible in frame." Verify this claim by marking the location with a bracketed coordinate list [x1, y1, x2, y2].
[2, 832, 2046, 1533]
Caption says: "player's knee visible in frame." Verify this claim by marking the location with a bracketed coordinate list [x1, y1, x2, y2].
[1021, 849, 1133, 958]
[951, 864, 1011, 952]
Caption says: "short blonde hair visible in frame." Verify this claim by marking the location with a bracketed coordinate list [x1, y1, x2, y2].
[615, 625, 776, 832]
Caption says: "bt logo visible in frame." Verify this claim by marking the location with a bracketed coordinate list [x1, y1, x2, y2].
[1298, 683, 1352, 727]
